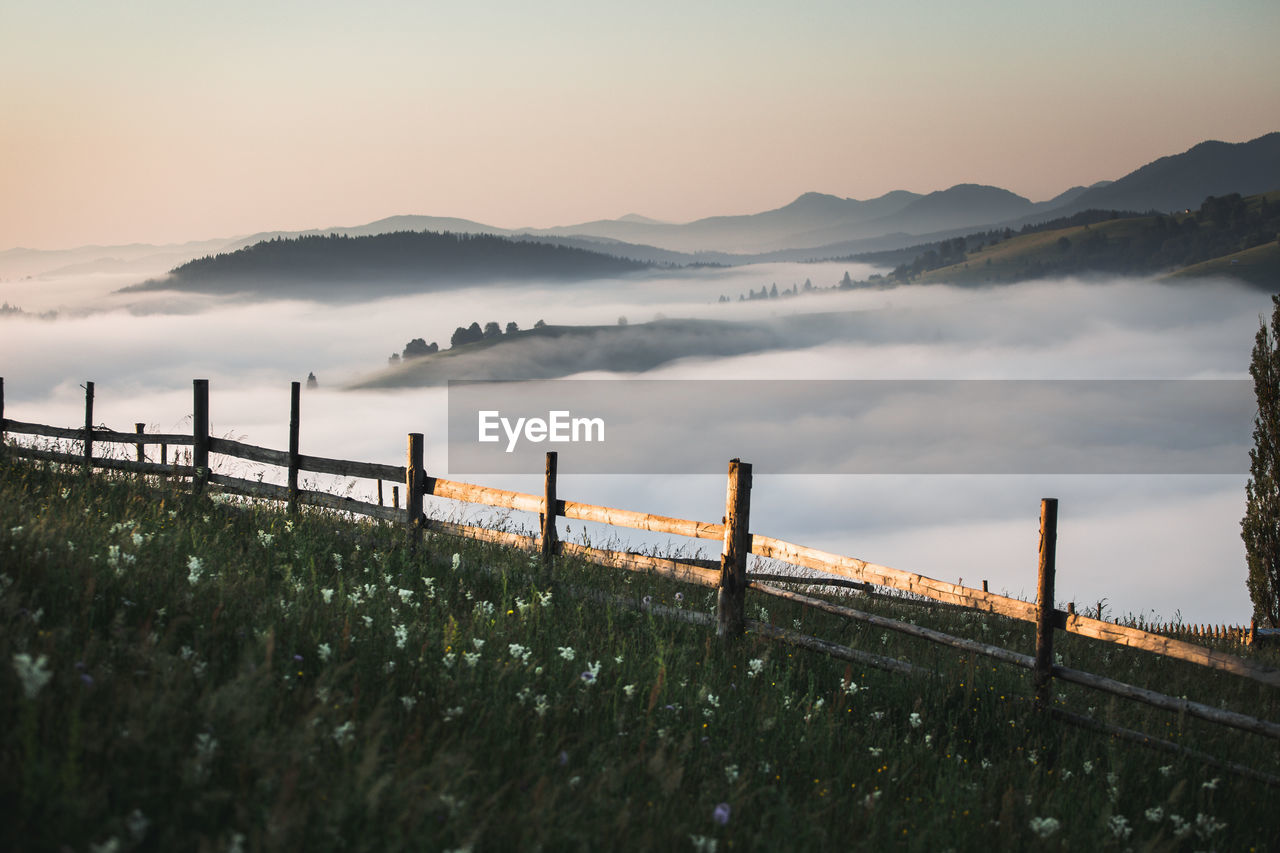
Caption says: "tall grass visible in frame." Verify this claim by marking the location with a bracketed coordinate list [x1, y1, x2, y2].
[1, 456, 1277, 851]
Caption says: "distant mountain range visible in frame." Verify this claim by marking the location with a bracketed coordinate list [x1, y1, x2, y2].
[2, 132, 1276, 283]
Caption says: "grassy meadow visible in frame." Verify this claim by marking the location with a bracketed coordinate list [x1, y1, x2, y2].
[2, 453, 1279, 851]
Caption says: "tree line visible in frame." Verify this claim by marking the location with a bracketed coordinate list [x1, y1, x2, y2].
[391, 319, 548, 364]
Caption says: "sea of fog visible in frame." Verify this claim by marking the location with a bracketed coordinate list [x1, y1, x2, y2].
[0, 262, 1270, 626]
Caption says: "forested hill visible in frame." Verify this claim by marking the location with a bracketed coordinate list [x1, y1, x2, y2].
[123, 231, 651, 297]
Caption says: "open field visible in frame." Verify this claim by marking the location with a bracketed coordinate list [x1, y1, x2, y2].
[2, 455, 1279, 850]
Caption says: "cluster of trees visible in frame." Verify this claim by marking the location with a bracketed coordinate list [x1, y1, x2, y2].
[719, 278, 821, 303]
[391, 318, 548, 364]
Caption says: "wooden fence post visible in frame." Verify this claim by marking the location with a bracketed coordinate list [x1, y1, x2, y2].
[135, 423, 145, 463]
[288, 381, 301, 513]
[193, 379, 209, 494]
[1034, 498, 1059, 710]
[83, 381, 94, 476]
[393, 485, 399, 510]
[541, 451, 559, 567]
[377, 480, 384, 506]
[717, 458, 752, 639]
[406, 433, 424, 546]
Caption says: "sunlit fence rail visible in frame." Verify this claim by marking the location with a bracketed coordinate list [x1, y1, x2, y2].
[2, 376, 1279, 768]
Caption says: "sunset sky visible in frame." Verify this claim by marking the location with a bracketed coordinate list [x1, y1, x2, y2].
[3, 0, 1278, 249]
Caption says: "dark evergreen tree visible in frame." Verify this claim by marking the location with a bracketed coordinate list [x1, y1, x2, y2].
[506, 321, 519, 334]
[534, 319, 547, 329]
[483, 321, 501, 339]
[1243, 294, 1280, 627]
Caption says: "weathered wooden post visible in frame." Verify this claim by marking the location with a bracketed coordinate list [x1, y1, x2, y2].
[716, 458, 752, 639]
[377, 480, 384, 506]
[1034, 498, 1058, 710]
[541, 451, 559, 567]
[83, 381, 95, 476]
[192, 379, 209, 494]
[406, 433, 424, 546]
[982, 579, 988, 593]
[288, 381, 301, 513]
[393, 485, 400, 510]
[135, 423, 146, 463]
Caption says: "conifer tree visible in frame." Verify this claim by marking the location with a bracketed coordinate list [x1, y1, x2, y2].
[1243, 295, 1280, 626]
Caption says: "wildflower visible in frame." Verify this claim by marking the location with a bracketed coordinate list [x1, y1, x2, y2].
[61, 488, 71, 499]
[186, 556, 204, 585]
[257, 530, 274, 547]
[623, 683, 637, 698]
[581, 661, 601, 685]
[868, 747, 883, 757]
[442, 706, 464, 721]
[862, 791, 882, 808]
[538, 590, 552, 608]
[747, 658, 764, 677]
[674, 592, 684, 605]
[909, 712, 922, 729]
[332, 553, 343, 570]
[981, 758, 992, 770]
[1028, 817, 1060, 839]
[712, 802, 731, 825]
[463, 652, 481, 669]
[1201, 777, 1219, 791]
[12, 652, 53, 699]
[317, 642, 332, 662]
[704, 693, 720, 708]
[107, 545, 121, 570]
[515, 596, 530, 613]
[1158, 764, 1173, 777]
[131, 532, 144, 548]
[842, 678, 859, 695]
[383, 660, 396, 674]
[1027, 749, 1038, 765]
[869, 711, 884, 722]
[689, 836, 718, 853]
[451, 553, 461, 571]
[126, 809, 149, 843]
[1082, 760, 1094, 775]
[558, 646, 576, 661]
[1145, 806, 1164, 823]
[533, 695, 550, 717]
[400, 695, 417, 711]
[394, 624, 408, 649]
[321, 588, 334, 604]
[614, 654, 624, 665]
[725, 764, 740, 784]
[924, 734, 933, 747]
[1107, 815, 1132, 840]
[333, 721, 355, 745]
[397, 588, 413, 603]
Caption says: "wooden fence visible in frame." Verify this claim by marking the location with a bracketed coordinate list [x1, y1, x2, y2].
[2, 377, 1279, 758]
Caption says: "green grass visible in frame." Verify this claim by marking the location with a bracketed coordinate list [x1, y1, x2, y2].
[2, 454, 1279, 851]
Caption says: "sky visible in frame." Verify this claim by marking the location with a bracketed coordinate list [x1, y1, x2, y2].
[3, 0, 1278, 249]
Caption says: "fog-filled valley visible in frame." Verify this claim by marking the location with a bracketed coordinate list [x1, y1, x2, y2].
[1, 260, 1269, 627]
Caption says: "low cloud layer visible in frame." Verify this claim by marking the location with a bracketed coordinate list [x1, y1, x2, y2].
[1, 265, 1270, 624]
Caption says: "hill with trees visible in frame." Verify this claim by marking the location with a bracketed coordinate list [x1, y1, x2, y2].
[122, 231, 651, 299]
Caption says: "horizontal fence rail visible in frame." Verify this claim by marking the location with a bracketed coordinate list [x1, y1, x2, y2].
[3, 377, 1278, 764]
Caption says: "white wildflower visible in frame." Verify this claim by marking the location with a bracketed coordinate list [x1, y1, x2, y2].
[747, 658, 765, 678]
[1107, 815, 1131, 840]
[558, 646, 575, 661]
[538, 590, 552, 608]
[12, 652, 53, 699]
[332, 721, 355, 746]
[186, 556, 204, 585]
[1028, 817, 1060, 839]
[397, 588, 413, 603]
[451, 553, 461, 571]
[394, 624, 408, 649]
[1144, 806, 1164, 823]
[909, 712, 922, 729]
[321, 588, 334, 604]
[623, 683, 636, 698]
[257, 530, 274, 547]
[533, 695, 550, 717]
[318, 642, 332, 662]
[1194, 813, 1227, 839]
[462, 652, 481, 669]
[724, 764, 740, 784]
